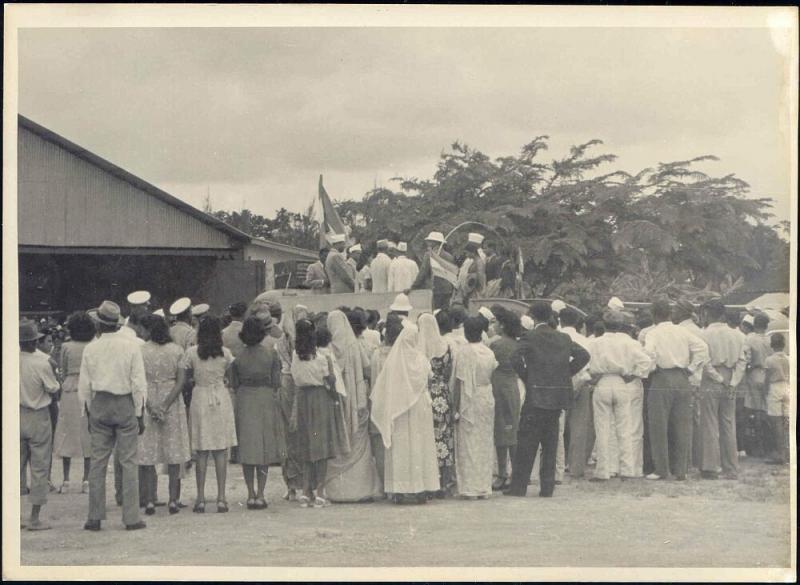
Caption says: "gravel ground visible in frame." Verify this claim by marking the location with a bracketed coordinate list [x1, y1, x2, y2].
[19, 456, 791, 568]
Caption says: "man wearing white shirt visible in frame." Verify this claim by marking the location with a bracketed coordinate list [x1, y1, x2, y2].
[698, 299, 747, 480]
[370, 240, 392, 293]
[387, 242, 419, 292]
[588, 310, 653, 480]
[673, 299, 705, 471]
[80, 301, 148, 532]
[643, 300, 710, 480]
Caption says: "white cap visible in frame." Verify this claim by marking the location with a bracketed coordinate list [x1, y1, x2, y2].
[169, 297, 191, 316]
[398, 242, 408, 252]
[377, 239, 389, 248]
[329, 233, 346, 244]
[742, 314, 755, 326]
[388, 241, 398, 250]
[425, 231, 445, 244]
[192, 303, 210, 317]
[607, 296, 625, 311]
[349, 244, 362, 253]
[521, 315, 535, 330]
[551, 299, 567, 313]
[467, 233, 483, 245]
[389, 293, 414, 313]
[127, 290, 151, 305]
[153, 309, 165, 317]
[478, 306, 495, 322]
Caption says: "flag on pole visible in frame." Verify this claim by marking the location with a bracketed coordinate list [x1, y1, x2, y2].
[318, 175, 348, 248]
[430, 250, 459, 286]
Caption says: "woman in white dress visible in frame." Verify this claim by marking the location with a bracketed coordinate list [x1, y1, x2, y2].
[453, 316, 498, 499]
[370, 320, 440, 504]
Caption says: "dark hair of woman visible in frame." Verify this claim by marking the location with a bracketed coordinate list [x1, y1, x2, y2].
[494, 307, 522, 338]
[347, 309, 367, 337]
[366, 309, 380, 328]
[196, 315, 225, 361]
[464, 316, 485, 343]
[316, 326, 332, 349]
[295, 319, 317, 361]
[592, 320, 606, 338]
[239, 316, 266, 347]
[384, 314, 404, 346]
[435, 309, 452, 336]
[66, 311, 96, 342]
[142, 314, 171, 345]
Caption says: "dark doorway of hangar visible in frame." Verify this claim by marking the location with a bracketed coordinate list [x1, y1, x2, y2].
[19, 252, 264, 318]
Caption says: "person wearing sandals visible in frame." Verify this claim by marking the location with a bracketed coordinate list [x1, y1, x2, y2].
[53, 312, 95, 495]
[417, 313, 456, 498]
[181, 315, 237, 513]
[488, 307, 523, 492]
[229, 317, 287, 510]
[371, 320, 440, 505]
[321, 310, 383, 503]
[452, 317, 499, 500]
[290, 319, 345, 508]
[136, 315, 191, 516]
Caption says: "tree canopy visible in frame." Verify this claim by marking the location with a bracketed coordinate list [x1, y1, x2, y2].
[213, 137, 789, 308]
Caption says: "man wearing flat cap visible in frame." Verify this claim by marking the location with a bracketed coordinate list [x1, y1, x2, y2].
[347, 244, 370, 293]
[80, 301, 148, 531]
[454, 233, 486, 305]
[325, 234, 356, 294]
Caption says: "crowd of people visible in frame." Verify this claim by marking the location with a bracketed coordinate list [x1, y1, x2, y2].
[19, 282, 791, 533]
[304, 231, 517, 307]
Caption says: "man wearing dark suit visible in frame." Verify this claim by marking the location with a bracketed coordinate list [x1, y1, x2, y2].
[506, 301, 591, 497]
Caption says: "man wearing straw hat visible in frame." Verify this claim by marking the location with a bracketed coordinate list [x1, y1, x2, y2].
[412, 231, 456, 311]
[19, 319, 61, 530]
[80, 301, 148, 531]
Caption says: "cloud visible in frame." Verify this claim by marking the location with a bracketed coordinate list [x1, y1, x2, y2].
[18, 27, 791, 221]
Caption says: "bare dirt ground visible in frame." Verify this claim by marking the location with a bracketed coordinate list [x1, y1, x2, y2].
[20, 457, 791, 568]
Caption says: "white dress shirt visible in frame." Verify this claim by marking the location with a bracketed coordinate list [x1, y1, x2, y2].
[387, 256, 419, 292]
[78, 331, 148, 416]
[370, 252, 392, 293]
[644, 321, 710, 386]
[119, 325, 145, 345]
[588, 332, 653, 379]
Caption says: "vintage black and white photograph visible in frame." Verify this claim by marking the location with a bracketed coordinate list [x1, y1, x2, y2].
[3, 4, 796, 581]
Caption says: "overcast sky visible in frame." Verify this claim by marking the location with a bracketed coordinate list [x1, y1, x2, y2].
[18, 27, 792, 222]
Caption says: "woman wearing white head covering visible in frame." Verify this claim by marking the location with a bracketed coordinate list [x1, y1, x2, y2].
[452, 317, 499, 499]
[417, 313, 456, 496]
[321, 311, 383, 502]
[371, 321, 440, 503]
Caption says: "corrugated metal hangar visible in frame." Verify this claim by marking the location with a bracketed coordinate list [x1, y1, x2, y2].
[17, 115, 314, 317]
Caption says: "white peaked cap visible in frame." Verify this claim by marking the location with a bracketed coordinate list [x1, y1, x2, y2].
[377, 239, 389, 247]
[551, 299, 567, 313]
[169, 297, 191, 316]
[388, 241, 398, 249]
[349, 244, 362, 253]
[329, 233, 346, 244]
[521, 315, 535, 330]
[742, 315, 755, 325]
[607, 296, 625, 311]
[389, 293, 414, 313]
[192, 303, 210, 317]
[398, 242, 408, 252]
[467, 233, 483, 245]
[478, 306, 495, 321]
[425, 231, 445, 244]
[153, 309, 165, 317]
[127, 290, 151, 305]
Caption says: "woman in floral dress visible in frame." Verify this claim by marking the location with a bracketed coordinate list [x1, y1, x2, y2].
[137, 315, 191, 515]
[417, 313, 455, 497]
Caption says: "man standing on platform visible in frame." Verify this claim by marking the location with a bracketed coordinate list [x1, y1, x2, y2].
[505, 302, 590, 498]
[305, 248, 330, 294]
[80, 301, 147, 531]
[325, 234, 355, 293]
[370, 240, 392, 294]
[412, 231, 456, 311]
[643, 300, 709, 481]
[387, 242, 419, 292]
[347, 244, 370, 293]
